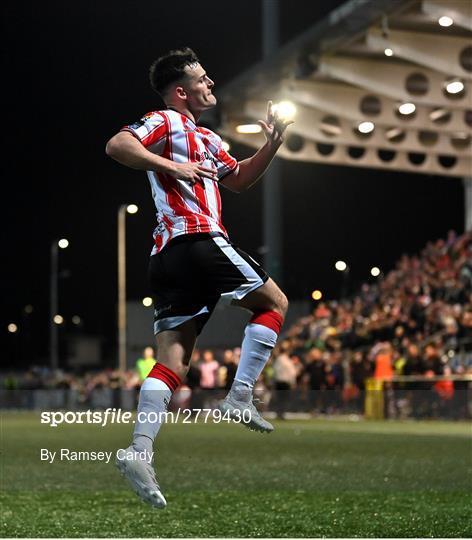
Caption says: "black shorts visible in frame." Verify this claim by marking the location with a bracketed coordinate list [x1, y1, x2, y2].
[148, 233, 269, 335]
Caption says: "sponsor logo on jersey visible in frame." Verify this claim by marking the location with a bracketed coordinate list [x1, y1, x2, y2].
[129, 120, 145, 130]
[193, 150, 217, 165]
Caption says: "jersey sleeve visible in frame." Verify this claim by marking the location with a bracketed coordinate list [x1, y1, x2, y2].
[121, 111, 167, 149]
[201, 129, 239, 180]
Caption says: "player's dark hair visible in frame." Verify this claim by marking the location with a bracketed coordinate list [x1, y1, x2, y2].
[149, 47, 200, 98]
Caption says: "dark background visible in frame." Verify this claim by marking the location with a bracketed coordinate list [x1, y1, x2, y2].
[2, 0, 464, 366]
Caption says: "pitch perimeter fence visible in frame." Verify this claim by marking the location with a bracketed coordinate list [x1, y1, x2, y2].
[1, 375, 470, 420]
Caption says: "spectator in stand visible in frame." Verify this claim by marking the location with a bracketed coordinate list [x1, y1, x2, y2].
[21, 369, 43, 390]
[434, 365, 454, 418]
[324, 352, 344, 414]
[136, 347, 156, 382]
[423, 344, 443, 376]
[403, 344, 423, 376]
[290, 354, 305, 410]
[372, 343, 395, 417]
[373, 343, 394, 381]
[186, 349, 202, 410]
[199, 349, 220, 408]
[422, 343, 445, 417]
[124, 369, 141, 389]
[222, 349, 238, 391]
[349, 350, 372, 414]
[403, 343, 426, 418]
[272, 340, 297, 419]
[304, 347, 326, 413]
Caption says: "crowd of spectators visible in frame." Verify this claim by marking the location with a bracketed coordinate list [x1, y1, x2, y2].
[268, 230, 472, 418]
[3, 231, 472, 419]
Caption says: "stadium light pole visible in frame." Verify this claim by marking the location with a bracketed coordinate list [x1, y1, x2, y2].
[49, 238, 69, 370]
[335, 260, 349, 298]
[262, 0, 282, 284]
[117, 204, 138, 372]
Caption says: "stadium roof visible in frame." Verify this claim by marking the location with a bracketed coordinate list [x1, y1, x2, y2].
[217, 0, 472, 177]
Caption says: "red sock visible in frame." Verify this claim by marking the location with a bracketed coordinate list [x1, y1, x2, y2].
[147, 362, 181, 392]
[250, 310, 284, 335]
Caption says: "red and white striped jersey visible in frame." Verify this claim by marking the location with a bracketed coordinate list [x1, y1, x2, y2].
[122, 108, 239, 254]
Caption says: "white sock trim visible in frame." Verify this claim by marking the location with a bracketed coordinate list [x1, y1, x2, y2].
[141, 377, 172, 392]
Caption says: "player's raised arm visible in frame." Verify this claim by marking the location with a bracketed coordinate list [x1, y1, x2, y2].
[105, 131, 217, 183]
[106, 130, 169, 171]
[220, 100, 293, 193]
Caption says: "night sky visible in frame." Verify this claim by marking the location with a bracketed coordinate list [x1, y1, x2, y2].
[2, 0, 464, 367]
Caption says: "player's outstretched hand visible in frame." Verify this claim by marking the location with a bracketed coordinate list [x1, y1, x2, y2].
[258, 100, 294, 147]
[170, 161, 218, 184]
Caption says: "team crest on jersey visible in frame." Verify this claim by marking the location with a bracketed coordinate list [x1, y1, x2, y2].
[142, 111, 157, 121]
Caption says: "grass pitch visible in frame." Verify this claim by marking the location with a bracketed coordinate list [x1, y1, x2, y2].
[1, 412, 471, 537]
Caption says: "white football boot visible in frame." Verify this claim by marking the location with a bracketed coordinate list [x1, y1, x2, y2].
[115, 445, 166, 508]
[219, 392, 274, 433]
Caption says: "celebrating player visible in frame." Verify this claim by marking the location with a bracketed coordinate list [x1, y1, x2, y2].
[106, 47, 293, 508]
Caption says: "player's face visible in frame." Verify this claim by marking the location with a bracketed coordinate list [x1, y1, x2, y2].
[182, 63, 216, 112]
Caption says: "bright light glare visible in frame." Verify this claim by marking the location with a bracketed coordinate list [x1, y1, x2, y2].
[58, 238, 69, 249]
[53, 315, 64, 325]
[236, 124, 262, 134]
[126, 204, 139, 214]
[72, 315, 82, 325]
[311, 290, 322, 301]
[371, 266, 381, 277]
[335, 260, 347, 272]
[438, 16, 453, 27]
[142, 297, 153, 307]
[398, 103, 416, 115]
[221, 140, 230, 152]
[386, 127, 403, 140]
[8, 323, 18, 333]
[358, 121, 375, 134]
[273, 101, 297, 121]
[384, 48, 394, 57]
[445, 80, 464, 94]
[429, 108, 448, 121]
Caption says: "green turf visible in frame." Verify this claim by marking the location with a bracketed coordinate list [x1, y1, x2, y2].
[1, 412, 471, 537]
